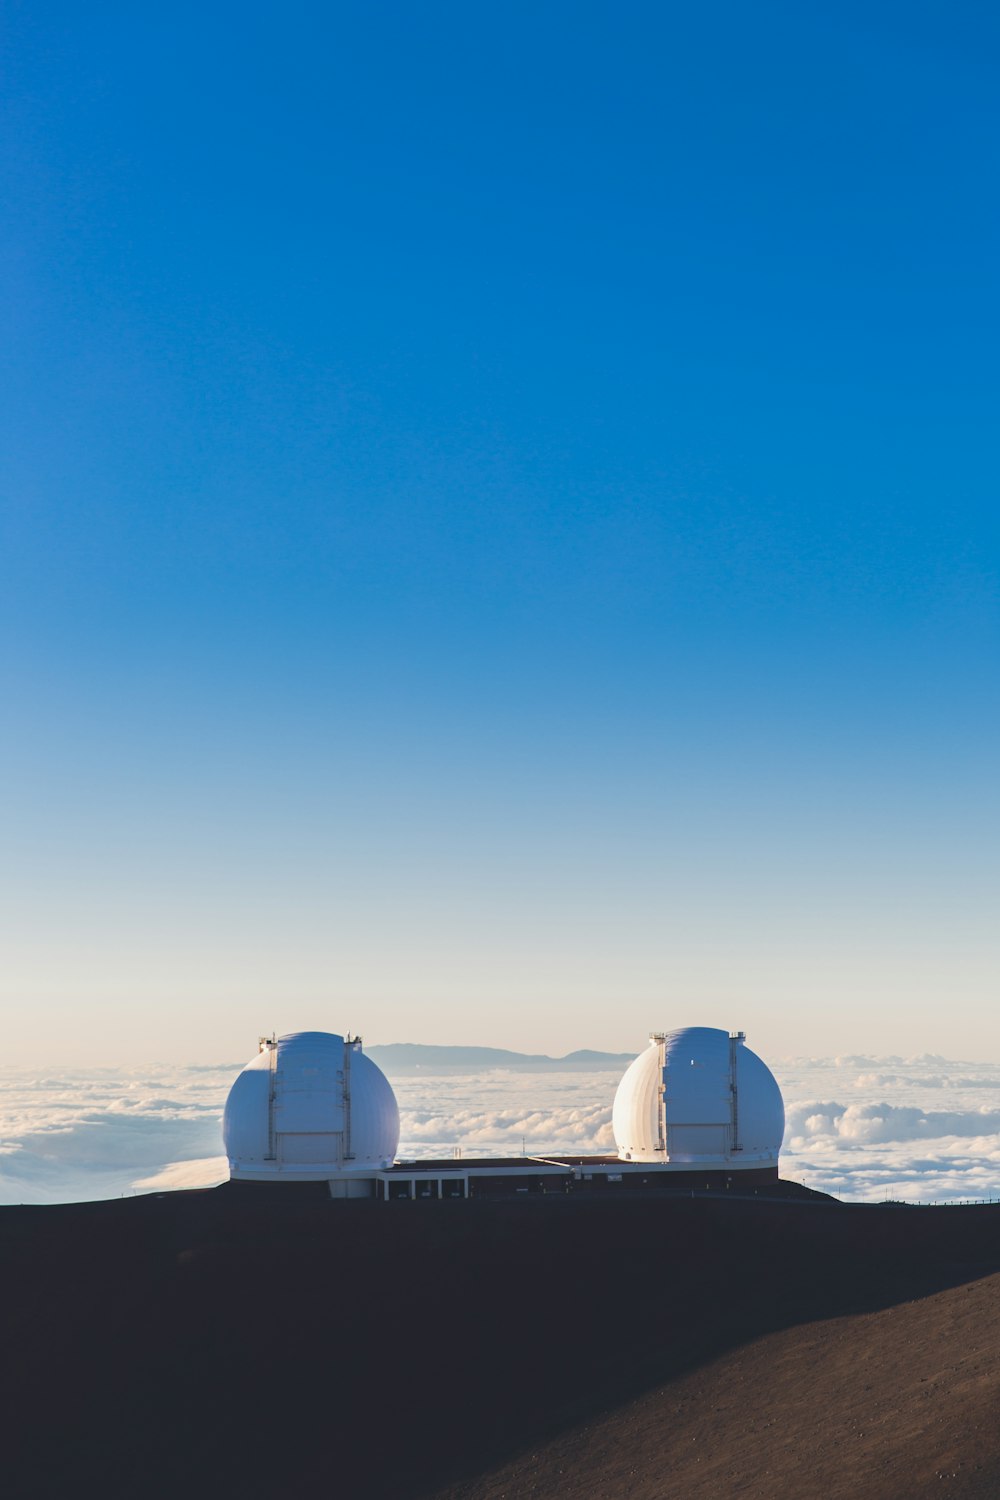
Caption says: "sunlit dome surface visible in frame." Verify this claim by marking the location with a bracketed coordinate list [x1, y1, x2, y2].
[223, 1031, 400, 1179]
[612, 1026, 784, 1166]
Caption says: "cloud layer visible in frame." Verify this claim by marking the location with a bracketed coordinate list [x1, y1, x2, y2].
[0, 1065, 234, 1203]
[776, 1056, 1000, 1203]
[2, 1054, 999, 1205]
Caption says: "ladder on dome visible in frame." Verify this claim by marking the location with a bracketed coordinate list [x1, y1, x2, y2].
[263, 1036, 278, 1161]
[652, 1033, 667, 1155]
[342, 1036, 354, 1160]
[729, 1031, 744, 1154]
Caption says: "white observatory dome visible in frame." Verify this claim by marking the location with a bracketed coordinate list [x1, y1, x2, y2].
[223, 1031, 400, 1180]
[612, 1027, 784, 1167]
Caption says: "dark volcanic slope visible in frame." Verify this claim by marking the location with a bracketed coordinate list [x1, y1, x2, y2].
[2, 1185, 999, 1500]
[438, 1270, 1000, 1500]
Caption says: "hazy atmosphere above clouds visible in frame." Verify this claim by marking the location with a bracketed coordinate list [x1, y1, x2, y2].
[2, 4, 997, 1070]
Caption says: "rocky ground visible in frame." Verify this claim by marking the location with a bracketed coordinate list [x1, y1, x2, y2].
[437, 1266, 1000, 1499]
[2, 1182, 998, 1498]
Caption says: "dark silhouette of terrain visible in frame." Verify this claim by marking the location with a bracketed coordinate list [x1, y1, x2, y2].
[368, 1042, 636, 1071]
[2, 1183, 998, 1499]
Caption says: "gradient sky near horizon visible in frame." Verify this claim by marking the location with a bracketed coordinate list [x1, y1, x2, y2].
[2, 2, 998, 1067]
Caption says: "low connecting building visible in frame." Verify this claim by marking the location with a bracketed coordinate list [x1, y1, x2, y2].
[222, 1025, 785, 1200]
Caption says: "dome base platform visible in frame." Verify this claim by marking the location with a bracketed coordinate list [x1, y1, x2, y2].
[227, 1154, 780, 1200]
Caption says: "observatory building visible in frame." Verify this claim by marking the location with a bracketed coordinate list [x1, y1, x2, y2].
[222, 1025, 784, 1200]
[612, 1027, 784, 1172]
[223, 1031, 400, 1196]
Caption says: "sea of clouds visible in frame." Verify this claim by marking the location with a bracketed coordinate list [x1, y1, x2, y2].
[3, 1054, 1000, 1206]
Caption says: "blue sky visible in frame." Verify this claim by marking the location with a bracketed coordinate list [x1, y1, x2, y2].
[2, 2, 997, 1063]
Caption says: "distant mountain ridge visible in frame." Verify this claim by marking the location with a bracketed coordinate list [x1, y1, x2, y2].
[366, 1043, 635, 1073]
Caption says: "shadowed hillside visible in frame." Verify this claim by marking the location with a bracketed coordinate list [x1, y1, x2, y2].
[2, 1185, 999, 1499]
[438, 1267, 1000, 1499]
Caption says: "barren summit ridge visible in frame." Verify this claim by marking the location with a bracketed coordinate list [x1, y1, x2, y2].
[2, 1186, 998, 1499]
[438, 1270, 1000, 1500]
